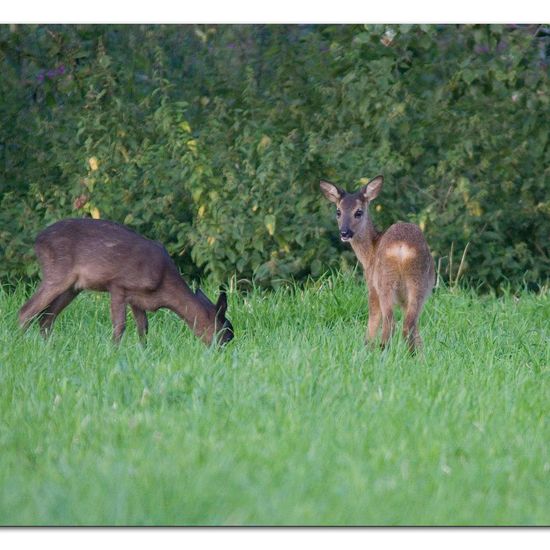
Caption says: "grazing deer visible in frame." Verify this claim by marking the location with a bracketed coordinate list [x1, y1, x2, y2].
[320, 176, 434, 352]
[18, 218, 234, 346]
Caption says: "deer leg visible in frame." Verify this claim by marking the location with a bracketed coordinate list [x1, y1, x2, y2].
[365, 288, 382, 347]
[19, 281, 73, 330]
[38, 288, 80, 336]
[130, 305, 148, 343]
[403, 293, 426, 354]
[379, 290, 396, 350]
[109, 292, 127, 344]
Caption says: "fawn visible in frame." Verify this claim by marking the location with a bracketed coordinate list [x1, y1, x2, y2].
[320, 175, 434, 352]
[18, 218, 234, 346]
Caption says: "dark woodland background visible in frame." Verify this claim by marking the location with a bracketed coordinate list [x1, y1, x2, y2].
[1, 24, 548, 290]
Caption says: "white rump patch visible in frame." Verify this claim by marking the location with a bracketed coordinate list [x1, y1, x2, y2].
[386, 243, 417, 261]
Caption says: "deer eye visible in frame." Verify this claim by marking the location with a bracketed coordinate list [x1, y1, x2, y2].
[354, 209, 364, 218]
[336, 209, 341, 218]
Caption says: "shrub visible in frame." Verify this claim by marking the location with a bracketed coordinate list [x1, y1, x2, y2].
[1, 24, 548, 290]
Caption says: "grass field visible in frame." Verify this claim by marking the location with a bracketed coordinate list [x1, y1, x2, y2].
[0, 274, 549, 525]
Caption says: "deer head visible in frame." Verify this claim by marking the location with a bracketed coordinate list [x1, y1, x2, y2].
[320, 175, 384, 242]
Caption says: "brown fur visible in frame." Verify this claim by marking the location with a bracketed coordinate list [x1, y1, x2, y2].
[320, 176, 434, 352]
[18, 218, 234, 346]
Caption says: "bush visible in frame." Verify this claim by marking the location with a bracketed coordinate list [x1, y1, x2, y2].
[1, 24, 548, 290]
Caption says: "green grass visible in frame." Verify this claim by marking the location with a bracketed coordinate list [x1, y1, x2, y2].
[0, 274, 549, 525]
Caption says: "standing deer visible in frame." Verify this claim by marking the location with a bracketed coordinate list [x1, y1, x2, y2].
[320, 175, 434, 352]
[18, 218, 234, 346]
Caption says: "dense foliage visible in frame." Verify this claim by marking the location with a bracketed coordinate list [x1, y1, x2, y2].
[1, 24, 549, 289]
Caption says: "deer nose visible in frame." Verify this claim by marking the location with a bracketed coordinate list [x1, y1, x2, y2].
[340, 229, 354, 241]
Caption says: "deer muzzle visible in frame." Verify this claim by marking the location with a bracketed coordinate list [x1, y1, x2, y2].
[340, 229, 354, 242]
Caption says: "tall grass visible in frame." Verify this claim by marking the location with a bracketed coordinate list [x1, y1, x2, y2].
[0, 274, 549, 525]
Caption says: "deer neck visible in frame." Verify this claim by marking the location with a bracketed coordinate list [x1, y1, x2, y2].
[351, 219, 381, 283]
[163, 271, 215, 343]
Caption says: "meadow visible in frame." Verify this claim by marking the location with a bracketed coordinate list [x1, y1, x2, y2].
[0, 273, 549, 525]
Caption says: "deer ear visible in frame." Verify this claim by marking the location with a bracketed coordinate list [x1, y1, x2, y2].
[360, 175, 384, 203]
[320, 180, 344, 204]
[216, 291, 228, 317]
